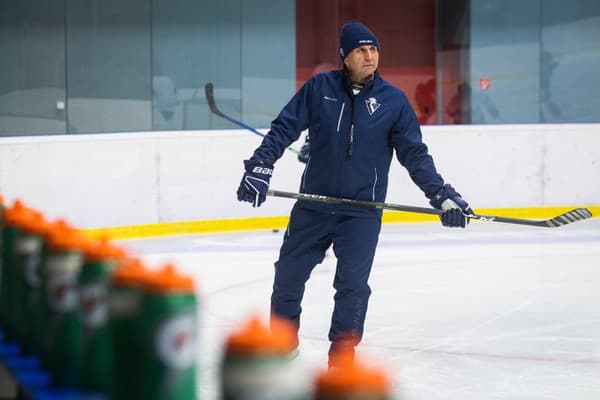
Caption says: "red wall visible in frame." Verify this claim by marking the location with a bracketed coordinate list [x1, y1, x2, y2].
[296, 0, 441, 124]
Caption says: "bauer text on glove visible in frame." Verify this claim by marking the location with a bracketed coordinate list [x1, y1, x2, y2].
[237, 160, 273, 207]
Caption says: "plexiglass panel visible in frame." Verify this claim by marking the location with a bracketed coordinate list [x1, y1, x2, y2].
[152, 0, 242, 130]
[66, 0, 152, 133]
[0, 0, 67, 135]
[1, 0, 599, 136]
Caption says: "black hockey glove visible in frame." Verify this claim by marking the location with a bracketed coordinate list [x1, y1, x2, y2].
[429, 184, 473, 228]
[237, 160, 273, 207]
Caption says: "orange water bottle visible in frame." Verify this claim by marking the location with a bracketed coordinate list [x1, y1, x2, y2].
[221, 315, 306, 399]
[314, 349, 394, 400]
[138, 264, 198, 400]
[109, 257, 149, 400]
[42, 222, 86, 387]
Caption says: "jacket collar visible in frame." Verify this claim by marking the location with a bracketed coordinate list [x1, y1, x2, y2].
[342, 68, 379, 95]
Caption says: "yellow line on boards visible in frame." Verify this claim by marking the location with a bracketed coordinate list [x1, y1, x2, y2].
[83, 216, 291, 240]
[82, 205, 599, 240]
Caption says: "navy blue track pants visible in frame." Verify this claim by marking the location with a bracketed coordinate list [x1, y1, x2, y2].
[270, 203, 381, 344]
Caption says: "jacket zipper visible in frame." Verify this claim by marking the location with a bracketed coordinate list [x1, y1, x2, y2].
[348, 95, 355, 157]
[371, 168, 378, 200]
[336, 102, 345, 132]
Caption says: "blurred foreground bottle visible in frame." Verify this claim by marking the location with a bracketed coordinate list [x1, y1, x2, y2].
[41, 222, 86, 387]
[1, 199, 27, 340]
[109, 258, 150, 400]
[78, 237, 122, 394]
[221, 315, 307, 400]
[0, 194, 4, 331]
[314, 349, 394, 400]
[14, 209, 49, 355]
[138, 264, 198, 400]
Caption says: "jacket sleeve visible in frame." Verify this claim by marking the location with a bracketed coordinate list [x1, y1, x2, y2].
[250, 80, 312, 164]
[390, 95, 444, 199]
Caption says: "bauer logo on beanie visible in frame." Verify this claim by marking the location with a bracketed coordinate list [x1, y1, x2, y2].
[339, 21, 380, 61]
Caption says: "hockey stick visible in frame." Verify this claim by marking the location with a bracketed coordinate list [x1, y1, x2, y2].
[267, 190, 593, 228]
[204, 82, 301, 156]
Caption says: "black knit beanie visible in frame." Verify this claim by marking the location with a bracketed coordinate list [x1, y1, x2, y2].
[339, 21, 380, 61]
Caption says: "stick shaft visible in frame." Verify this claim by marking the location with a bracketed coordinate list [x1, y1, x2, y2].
[268, 190, 442, 215]
[267, 190, 593, 228]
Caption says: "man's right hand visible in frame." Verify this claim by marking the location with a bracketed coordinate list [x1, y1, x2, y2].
[236, 160, 274, 207]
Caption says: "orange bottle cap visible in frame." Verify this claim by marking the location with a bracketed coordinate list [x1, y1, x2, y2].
[111, 244, 129, 260]
[108, 245, 131, 270]
[6, 203, 46, 234]
[315, 349, 392, 397]
[82, 236, 121, 262]
[112, 258, 149, 286]
[45, 219, 74, 238]
[46, 220, 86, 252]
[24, 210, 51, 235]
[144, 263, 195, 294]
[225, 315, 297, 357]
[4, 199, 30, 226]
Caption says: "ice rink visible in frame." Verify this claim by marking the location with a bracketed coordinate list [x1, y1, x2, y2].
[124, 217, 600, 399]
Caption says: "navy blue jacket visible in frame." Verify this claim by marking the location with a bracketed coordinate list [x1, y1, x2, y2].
[251, 69, 445, 217]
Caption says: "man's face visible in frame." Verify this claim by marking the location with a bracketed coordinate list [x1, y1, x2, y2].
[343, 45, 379, 83]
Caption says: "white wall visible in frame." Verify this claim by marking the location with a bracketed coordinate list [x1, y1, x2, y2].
[0, 124, 598, 229]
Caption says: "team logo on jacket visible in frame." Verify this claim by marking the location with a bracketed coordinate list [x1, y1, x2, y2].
[365, 97, 381, 115]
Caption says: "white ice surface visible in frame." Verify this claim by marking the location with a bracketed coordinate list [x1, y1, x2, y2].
[122, 218, 600, 399]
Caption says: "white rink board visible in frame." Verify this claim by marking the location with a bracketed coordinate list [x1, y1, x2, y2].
[0, 124, 598, 228]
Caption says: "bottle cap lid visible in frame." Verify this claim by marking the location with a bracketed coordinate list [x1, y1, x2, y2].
[4, 199, 29, 226]
[45, 219, 86, 252]
[46, 219, 73, 237]
[315, 349, 391, 397]
[144, 263, 195, 294]
[82, 236, 121, 262]
[111, 244, 129, 261]
[24, 210, 51, 235]
[4, 202, 51, 236]
[112, 258, 149, 285]
[225, 315, 297, 357]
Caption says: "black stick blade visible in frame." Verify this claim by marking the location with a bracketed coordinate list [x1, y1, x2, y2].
[546, 208, 593, 227]
[204, 82, 225, 117]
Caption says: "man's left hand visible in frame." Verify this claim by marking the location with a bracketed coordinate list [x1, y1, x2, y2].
[429, 184, 473, 228]
[297, 141, 310, 164]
